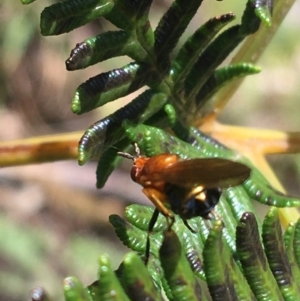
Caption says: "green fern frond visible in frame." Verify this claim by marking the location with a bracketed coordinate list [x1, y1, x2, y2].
[20, 0, 300, 300]
[50, 0, 266, 167]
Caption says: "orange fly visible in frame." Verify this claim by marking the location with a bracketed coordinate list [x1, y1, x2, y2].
[118, 143, 251, 263]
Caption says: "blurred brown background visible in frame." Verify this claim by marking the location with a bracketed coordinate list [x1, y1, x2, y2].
[0, 0, 299, 300]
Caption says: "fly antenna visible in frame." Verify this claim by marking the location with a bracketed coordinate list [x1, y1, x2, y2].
[110, 145, 133, 159]
[117, 151, 135, 160]
[134, 143, 140, 157]
[117, 143, 141, 160]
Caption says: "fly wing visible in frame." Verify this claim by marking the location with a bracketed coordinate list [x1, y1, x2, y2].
[155, 158, 251, 188]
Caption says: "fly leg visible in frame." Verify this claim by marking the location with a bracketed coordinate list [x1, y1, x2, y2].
[142, 187, 175, 229]
[183, 219, 197, 233]
[142, 187, 175, 264]
[145, 208, 159, 265]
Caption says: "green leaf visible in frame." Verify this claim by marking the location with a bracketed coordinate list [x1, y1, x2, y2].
[41, 0, 114, 36]
[109, 213, 159, 255]
[78, 90, 168, 164]
[236, 212, 284, 301]
[203, 220, 255, 301]
[160, 229, 207, 301]
[96, 139, 130, 188]
[254, 0, 273, 27]
[64, 277, 92, 301]
[125, 204, 167, 233]
[184, 25, 244, 100]
[195, 63, 261, 110]
[243, 178, 300, 207]
[263, 207, 300, 300]
[292, 219, 300, 268]
[92, 255, 130, 301]
[172, 13, 236, 89]
[154, 0, 203, 72]
[118, 252, 164, 301]
[20, 0, 36, 4]
[240, 0, 261, 35]
[225, 186, 260, 226]
[66, 31, 147, 70]
[72, 63, 154, 114]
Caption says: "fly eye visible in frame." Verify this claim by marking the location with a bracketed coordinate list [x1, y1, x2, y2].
[130, 166, 138, 182]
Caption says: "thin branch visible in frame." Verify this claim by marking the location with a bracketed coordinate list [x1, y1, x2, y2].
[201, 123, 300, 155]
[0, 132, 82, 166]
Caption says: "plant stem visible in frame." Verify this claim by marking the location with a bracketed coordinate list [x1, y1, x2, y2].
[0, 132, 82, 166]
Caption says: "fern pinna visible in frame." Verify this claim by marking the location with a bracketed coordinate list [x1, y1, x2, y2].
[20, 0, 300, 300]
